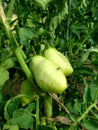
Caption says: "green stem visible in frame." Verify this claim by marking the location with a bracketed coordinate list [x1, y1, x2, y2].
[40, 117, 46, 125]
[15, 46, 33, 82]
[68, 102, 96, 130]
[7, 0, 15, 19]
[31, 46, 37, 56]
[0, 2, 34, 85]
[36, 95, 40, 126]
[94, 105, 98, 111]
[44, 94, 52, 118]
[0, 1, 18, 48]
[21, 48, 27, 60]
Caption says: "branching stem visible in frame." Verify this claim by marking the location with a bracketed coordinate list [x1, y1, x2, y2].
[68, 102, 97, 130]
[0, 1, 34, 85]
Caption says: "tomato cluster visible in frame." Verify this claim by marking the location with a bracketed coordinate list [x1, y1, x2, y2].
[29, 48, 73, 94]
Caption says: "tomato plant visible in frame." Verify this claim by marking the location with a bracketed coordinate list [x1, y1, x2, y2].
[0, 0, 98, 130]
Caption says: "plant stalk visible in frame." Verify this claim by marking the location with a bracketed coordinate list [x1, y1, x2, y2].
[36, 95, 40, 126]
[7, 0, 16, 19]
[44, 94, 52, 118]
[0, 1, 18, 48]
[15, 47, 33, 83]
[0, 1, 34, 85]
[68, 102, 96, 130]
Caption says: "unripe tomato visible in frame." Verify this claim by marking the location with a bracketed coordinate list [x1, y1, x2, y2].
[43, 48, 73, 76]
[20, 79, 34, 106]
[29, 55, 67, 94]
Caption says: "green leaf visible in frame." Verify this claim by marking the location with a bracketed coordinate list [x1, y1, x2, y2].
[0, 67, 9, 87]
[18, 27, 36, 54]
[67, 99, 82, 115]
[83, 78, 91, 103]
[68, 125, 79, 130]
[3, 124, 19, 130]
[80, 47, 98, 65]
[49, 0, 68, 33]
[73, 99, 82, 114]
[91, 110, 98, 119]
[19, 27, 35, 45]
[34, 0, 52, 9]
[25, 102, 36, 113]
[8, 109, 34, 129]
[7, 99, 19, 118]
[1, 58, 15, 70]
[79, 51, 90, 65]
[82, 119, 98, 130]
[90, 80, 98, 102]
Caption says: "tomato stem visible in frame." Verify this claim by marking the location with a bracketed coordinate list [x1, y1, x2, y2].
[6, 0, 16, 19]
[15, 47, 33, 82]
[36, 95, 40, 126]
[0, 2, 34, 85]
[0, 1, 18, 48]
[31, 46, 37, 56]
[68, 102, 96, 130]
[40, 117, 46, 125]
[44, 94, 52, 118]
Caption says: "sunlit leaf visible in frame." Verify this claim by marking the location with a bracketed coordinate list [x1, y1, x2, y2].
[0, 67, 9, 87]
[3, 124, 19, 130]
[34, 0, 52, 9]
[8, 109, 34, 129]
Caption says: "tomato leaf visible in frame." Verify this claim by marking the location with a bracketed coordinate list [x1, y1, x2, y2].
[82, 119, 98, 130]
[7, 109, 34, 129]
[90, 80, 98, 102]
[3, 124, 19, 130]
[19, 27, 35, 46]
[83, 78, 91, 103]
[0, 67, 9, 87]
[25, 103, 36, 113]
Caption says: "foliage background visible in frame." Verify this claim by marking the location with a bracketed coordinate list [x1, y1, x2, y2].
[0, 0, 98, 130]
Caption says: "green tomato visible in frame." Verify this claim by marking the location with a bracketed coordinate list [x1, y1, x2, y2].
[20, 79, 34, 106]
[43, 48, 73, 76]
[29, 55, 67, 94]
